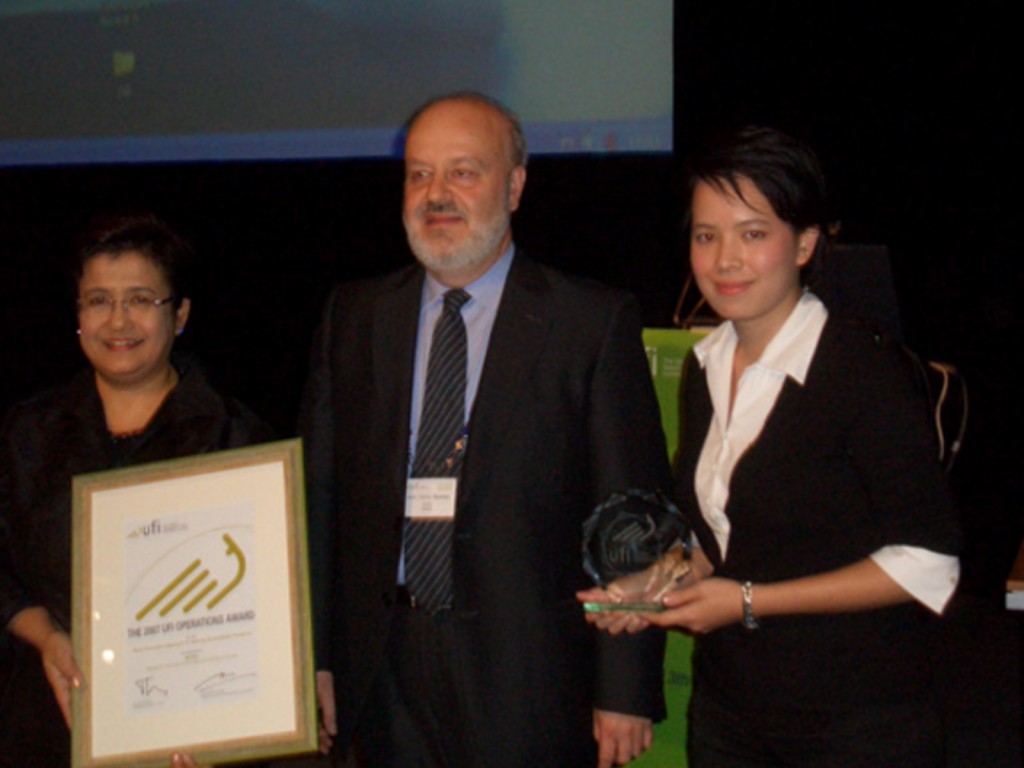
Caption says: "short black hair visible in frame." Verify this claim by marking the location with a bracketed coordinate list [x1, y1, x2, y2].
[686, 126, 830, 276]
[74, 213, 194, 308]
[404, 91, 528, 168]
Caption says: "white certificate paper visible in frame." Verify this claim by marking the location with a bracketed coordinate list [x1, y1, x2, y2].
[71, 440, 317, 768]
[123, 502, 260, 714]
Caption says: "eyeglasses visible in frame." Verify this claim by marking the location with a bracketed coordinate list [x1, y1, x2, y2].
[77, 294, 176, 317]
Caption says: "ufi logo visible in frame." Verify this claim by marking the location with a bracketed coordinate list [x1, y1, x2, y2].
[128, 519, 187, 539]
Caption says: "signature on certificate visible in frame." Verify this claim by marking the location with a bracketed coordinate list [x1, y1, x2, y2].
[195, 671, 258, 698]
[134, 676, 168, 698]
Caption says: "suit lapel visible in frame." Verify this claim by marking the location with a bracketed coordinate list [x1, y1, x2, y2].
[372, 266, 424, 493]
[459, 254, 551, 512]
[684, 368, 726, 566]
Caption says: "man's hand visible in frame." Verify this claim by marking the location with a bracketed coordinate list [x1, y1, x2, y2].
[316, 669, 338, 754]
[593, 709, 652, 768]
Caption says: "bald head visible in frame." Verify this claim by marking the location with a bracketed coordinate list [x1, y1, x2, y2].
[405, 92, 527, 169]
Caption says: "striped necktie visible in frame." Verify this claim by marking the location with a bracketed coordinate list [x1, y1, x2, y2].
[405, 288, 470, 610]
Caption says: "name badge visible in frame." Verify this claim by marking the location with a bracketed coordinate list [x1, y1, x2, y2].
[405, 478, 458, 520]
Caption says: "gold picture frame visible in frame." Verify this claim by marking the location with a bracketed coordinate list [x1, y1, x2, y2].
[70, 439, 317, 767]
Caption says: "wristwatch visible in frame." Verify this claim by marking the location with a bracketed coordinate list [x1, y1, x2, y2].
[741, 581, 759, 630]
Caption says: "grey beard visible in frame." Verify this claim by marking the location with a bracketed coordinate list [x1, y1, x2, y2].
[406, 214, 509, 278]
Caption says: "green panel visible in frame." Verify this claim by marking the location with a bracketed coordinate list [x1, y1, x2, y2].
[631, 328, 706, 767]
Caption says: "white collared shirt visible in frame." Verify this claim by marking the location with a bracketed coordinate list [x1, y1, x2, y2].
[693, 292, 958, 613]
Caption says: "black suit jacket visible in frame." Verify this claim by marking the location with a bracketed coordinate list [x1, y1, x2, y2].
[300, 253, 671, 765]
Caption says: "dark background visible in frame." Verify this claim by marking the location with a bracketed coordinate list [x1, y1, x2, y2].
[0, 5, 1019, 754]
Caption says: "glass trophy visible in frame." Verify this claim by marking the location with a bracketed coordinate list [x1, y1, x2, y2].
[582, 489, 691, 612]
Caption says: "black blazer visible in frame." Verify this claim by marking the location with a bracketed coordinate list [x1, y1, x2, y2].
[300, 253, 671, 765]
[0, 361, 271, 765]
[677, 318, 961, 715]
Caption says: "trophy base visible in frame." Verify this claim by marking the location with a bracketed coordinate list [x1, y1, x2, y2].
[582, 601, 665, 613]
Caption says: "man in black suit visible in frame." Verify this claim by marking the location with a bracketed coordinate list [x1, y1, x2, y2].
[300, 92, 670, 768]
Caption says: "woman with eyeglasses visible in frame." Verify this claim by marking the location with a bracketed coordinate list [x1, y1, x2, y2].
[0, 214, 272, 767]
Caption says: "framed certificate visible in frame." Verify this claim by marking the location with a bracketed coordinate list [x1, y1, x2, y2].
[70, 439, 317, 767]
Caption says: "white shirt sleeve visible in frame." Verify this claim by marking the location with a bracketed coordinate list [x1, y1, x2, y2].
[870, 545, 960, 614]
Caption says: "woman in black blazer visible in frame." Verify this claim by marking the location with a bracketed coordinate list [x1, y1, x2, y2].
[583, 127, 960, 767]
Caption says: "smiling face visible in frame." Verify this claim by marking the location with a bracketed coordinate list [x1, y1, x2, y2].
[690, 176, 819, 345]
[402, 98, 526, 287]
[77, 250, 190, 389]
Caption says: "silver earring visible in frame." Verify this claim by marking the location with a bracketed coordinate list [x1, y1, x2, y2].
[76, 328, 81, 336]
